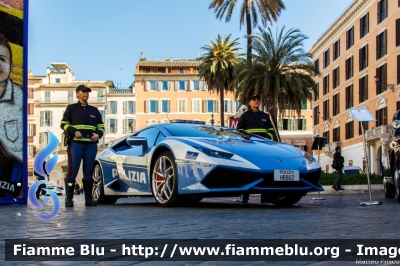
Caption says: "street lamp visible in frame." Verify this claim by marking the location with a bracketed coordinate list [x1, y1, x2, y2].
[374, 76, 394, 92]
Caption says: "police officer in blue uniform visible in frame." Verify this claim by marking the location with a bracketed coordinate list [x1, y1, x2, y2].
[237, 94, 274, 204]
[61, 85, 104, 207]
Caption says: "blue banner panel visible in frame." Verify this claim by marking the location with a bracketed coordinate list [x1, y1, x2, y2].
[0, 0, 28, 204]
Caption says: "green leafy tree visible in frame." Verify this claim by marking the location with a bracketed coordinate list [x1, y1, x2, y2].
[199, 34, 242, 127]
[235, 26, 319, 141]
[209, 0, 285, 64]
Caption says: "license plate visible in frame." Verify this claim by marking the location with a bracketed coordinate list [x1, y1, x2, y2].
[274, 170, 299, 181]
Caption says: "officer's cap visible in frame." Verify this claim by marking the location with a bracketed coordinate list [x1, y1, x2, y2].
[248, 94, 260, 102]
[76, 84, 92, 92]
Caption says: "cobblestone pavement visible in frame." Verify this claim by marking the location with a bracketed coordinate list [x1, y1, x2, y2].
[0, 191, 399, 266]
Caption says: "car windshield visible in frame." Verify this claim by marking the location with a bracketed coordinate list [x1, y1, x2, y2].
[344, 169, 361, 175]
[163, 124, 266, 141]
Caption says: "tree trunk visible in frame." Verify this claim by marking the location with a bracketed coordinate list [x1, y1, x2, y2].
[220, 86, 224, 127]
[246, 0, 252, 64]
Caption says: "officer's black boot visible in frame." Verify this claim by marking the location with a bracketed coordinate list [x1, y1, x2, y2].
[82, 179, 97, 206]
[260, 193, 268, 203]
[64, 179, 75, 207]
[242, 193, 249, 204]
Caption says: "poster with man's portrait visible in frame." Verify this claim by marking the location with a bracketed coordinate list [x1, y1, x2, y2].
[0, 0, 27, 203]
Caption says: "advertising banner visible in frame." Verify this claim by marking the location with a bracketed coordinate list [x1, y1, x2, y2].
[0, 0, 28, 204]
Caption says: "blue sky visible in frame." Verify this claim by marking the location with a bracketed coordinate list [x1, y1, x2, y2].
[28, 0, 354, 88]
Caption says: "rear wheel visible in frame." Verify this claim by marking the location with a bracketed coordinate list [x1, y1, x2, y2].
[92, 164, 118, 204]
[266, 193, 303, 206]
[151, 152, 180, 207]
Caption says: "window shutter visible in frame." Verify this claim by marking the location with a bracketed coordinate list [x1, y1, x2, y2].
[384, 29, 387, 55]
[279, 119, 283, 131]
[50, 111, 53, 127]
[385, 0, 388, 18]
[115, 102, 118, 114]
[294, 119, 298, 130]
[397, 19, 400, 47]
[168, 100, 171, 113]
[133, 101, 136, 113]
[188, 80, 192, 91]
[288, 119, 292, 131]
[398, 55, 400, 84]
[204, 82, 208, 91]
[123, 119, 127, 134]
[115, 119, 118, 133]
[144, 100, 147, 113]
[199, 80, 203, 91]
[105, 102, 109, 114]
[376, 35, 379, 60]
[202, 100, 205, 113]
[156, 100, 159, 113]
[384, 63, 387, 86]
[144, 81, 148, 91]
[377, 1, 381, 23]
[215, 100, 218, 113]
[157, 81, 161, 91]
[366, 44, 369, 67]
[366, 12, 369, 33]
[175, 81, 178, 91]
[105, 119, 109, 133]
[303, 119, 307, 130]
[123, 102, 127, 114]
[359, 47, 362, 71]
[376, 68, 379, 94]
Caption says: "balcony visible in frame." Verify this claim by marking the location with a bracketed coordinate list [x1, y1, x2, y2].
[39, 97, 106, 104]
[324, 141, 341, 156]
[365, 125, 390, 141]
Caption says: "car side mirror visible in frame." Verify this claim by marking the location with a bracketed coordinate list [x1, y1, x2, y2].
[126, 136, 148, 154]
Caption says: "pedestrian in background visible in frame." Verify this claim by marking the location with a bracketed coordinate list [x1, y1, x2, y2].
[237, 93, 274, 204]
[332, 146, 344, 191]
[60, 85, 104, 207]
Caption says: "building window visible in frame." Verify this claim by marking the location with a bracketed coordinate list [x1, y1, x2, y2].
[158, 67, 165, 73]
[192, 80, 200, 91]
[301, 97, 307, 110]
[376, 107, 387, 127]
[360, 13, 369, 38]
[68, 91, 74, 102]
[333, 67, 340, 88]
[323, 131, 330, 143]
[279, 118, 291, 131]
[314, 59, 319, 72]
[333, 93, 340, 116]
[123, 101, 135, 114]
[160, 99, 170, 113]
[359, 75, 368, 103]
[123, 119, 135, 134]
[397, 19, 400, 47]
[179, 68, 184, 73]
[315, 83, 319, 101]
[377, 0, 388, 24]
[323, 100, 329, 121]
[148, 81, 157, 91]
[346, 27, 354, 50]
[295, 118, 306, 130]
[358, 122, 369, 135]
[398, 55, 400, 84]
[359, 45, 368, 71]
[333, 40, 340, 61]
[345, 121, 354, 139]
[142, 68, 150, 73]
[177, 99, 186, 113]
[108, 101, 117, 114]
[161, 81, 170, 91]
[345, 84, 353, 109]
[376, 64, 387, 94]
[28, 103, 34, 115]
[28, 146, 35, 158]
[313, 106, 319, 126]
[323, 49, 330, 68]
[176, 80, 187, 91]
[323, 75, 329, 95]
[149, 100, 158, 113]
[205, 99, 216, 113]
[376, 30, 387, 60]
[99, 110, 104, 121]
[28, 87, 34, 99]
[40, 111, 53, 127]
[107, 119, 117, 133]
[333, 127, 340, 142]
[345, 56, 353, 80]
[39, 132, 49, 148]
[55, 78, 60, 83]
[192, 99, 201, 113]
[224, 100, 230, 113]
[44, 91, 50, 103]
[28, 124, 35, 143]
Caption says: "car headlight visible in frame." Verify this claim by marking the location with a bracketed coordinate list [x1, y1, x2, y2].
[393, 120, 400, 130]
[303, 152, 317, 163]
[192, 146, 234, 159]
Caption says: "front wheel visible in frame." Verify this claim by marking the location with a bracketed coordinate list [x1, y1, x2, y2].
[92, 164, 118, 204]
[151, 151, 180, 207]
[266, 193, 303, 206]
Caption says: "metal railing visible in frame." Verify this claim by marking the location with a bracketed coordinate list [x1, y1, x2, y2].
[39, 97, 106, 104]
[365, 125, 390, 140]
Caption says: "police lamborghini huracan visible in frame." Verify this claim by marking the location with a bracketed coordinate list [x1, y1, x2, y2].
[92, 120, 323, 207]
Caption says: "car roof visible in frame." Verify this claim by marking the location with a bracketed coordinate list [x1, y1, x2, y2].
[343, 166, 362, 169]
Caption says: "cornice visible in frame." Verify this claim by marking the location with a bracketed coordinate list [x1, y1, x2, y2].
[310, 0, 369, 56]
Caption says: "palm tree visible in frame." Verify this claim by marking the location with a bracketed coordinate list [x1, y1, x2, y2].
[235, 26, 319, 141]
[209, 0, 285, 64]
[199, 34, 242, 127]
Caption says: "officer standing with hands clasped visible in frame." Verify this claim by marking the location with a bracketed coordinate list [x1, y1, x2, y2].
[237, 94, 275, 204]
[61, 85, 104, 207]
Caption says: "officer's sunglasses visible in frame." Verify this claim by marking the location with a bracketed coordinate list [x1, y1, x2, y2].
[252, 98, 260, 101]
